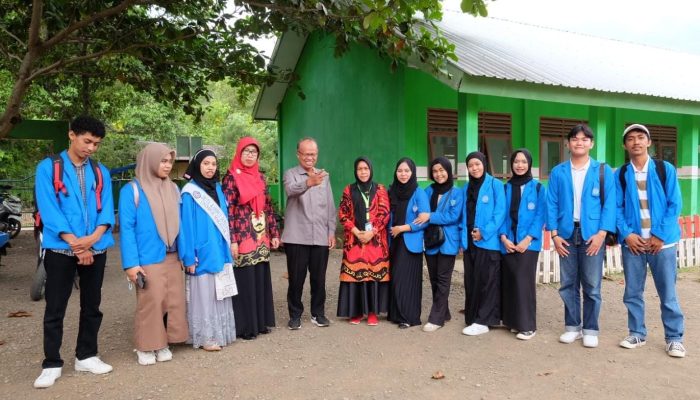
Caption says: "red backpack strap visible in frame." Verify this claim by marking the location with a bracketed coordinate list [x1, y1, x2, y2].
[89, 159, 104, 213]
[51, 155, 68, 197]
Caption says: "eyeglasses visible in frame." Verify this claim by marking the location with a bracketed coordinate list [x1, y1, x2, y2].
[242, 149, 259, 156]
[297, 152, 318, 159]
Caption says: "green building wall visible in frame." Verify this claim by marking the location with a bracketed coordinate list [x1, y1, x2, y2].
[277, 35, 700, 215]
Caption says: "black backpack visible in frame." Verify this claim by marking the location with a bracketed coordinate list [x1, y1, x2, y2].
[618, 159, 667, 201]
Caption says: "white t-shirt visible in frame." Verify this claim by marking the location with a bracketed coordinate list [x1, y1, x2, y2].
[571, 158, 590, 222]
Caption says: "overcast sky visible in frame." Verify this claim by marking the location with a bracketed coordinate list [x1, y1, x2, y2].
[442, 0, 700, 54]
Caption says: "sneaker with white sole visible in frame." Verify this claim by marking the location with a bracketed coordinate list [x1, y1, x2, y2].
[583, 334, 599, 348]
[619, 336, 646, 349]
[462, 323, 489, 336]
[422, 322, 442, 332]
[75, 356, 113, 374]
[155, 347, 173, 362]
[516, 331, 536, 340]
[33, 367, 62, 389]
[311, 315, 330, 327]
[136, 350, 156, 366]
[559, 330, 583, 344]
[666, 341, 686, 358]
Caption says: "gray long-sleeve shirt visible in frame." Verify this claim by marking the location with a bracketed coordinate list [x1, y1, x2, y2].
[281, 165, 336, 246]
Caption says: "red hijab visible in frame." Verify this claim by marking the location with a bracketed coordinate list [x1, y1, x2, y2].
[228, 136, 266, 216]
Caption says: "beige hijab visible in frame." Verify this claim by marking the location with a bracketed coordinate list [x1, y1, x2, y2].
[135, 143, 180, 246]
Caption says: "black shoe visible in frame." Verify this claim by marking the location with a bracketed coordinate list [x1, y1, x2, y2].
[311, 315, 330, 327]
[240, 333, 256, 340]
[260, 327, 272, 335]
[398, 323, 411, 329]
[288, 318, 301, 330]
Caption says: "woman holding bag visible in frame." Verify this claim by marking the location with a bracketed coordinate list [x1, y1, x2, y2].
[178, 150, 237, 351]
[414, 157, 464, 332]
[119, 143, 188, 365]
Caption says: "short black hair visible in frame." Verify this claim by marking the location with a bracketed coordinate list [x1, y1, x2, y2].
[567, 123, 594, 140]
[70, 116, 106, 138]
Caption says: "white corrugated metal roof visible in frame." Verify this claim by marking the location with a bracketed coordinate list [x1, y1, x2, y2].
[437, 12, 700, 102]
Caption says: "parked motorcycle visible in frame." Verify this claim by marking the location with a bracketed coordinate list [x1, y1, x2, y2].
[0, 185, 22, 238]
[29, 229, 46, 301]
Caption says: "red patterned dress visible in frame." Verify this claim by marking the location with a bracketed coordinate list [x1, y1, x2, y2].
[222, 170, 279, 338]
[336, 183, 391, 318]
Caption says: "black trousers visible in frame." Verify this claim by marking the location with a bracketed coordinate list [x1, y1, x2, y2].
[285, 244, 329, 319]
[464, 247, 501, 327]
[425, 253, 456, 326]
[43, 251, 106, 368]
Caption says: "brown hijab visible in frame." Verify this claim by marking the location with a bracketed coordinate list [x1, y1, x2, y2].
[135, 143, 180, 246]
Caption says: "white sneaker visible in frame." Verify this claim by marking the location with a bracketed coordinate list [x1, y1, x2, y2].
[666, 342, 686, 358]
[559, 330, 583, 344]
[75, 356, 113, 374]
[516, 331, 536, 340]
[583, 334, 599, 348]
[33, 367, 62, 389]
[155, 347, 173, 362]
[422, 322, 442, 332]
[462, 323, 489, 336]
[136, 350, 156, 366]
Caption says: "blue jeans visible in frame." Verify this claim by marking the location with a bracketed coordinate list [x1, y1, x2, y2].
[622, 245, 684, 343]
[558, 227, 604, 336]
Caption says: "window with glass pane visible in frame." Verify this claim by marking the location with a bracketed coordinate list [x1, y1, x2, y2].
[427, 109, 458, 171]
[625, 123, 677, 165]
[478, 112, 512, 178]
[540, 117, 587, 178]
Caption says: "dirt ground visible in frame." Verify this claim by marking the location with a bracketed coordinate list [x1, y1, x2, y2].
[0, 231, 698, 400]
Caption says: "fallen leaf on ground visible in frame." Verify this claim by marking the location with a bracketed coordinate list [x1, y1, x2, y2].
[537, 371, 553, 376]
[0, 340, 5, 345]
[458, 309, 465, 314]
[432, 371, 445, 380]
[7, 311, 32, 318]
[282, 272, 289, 280]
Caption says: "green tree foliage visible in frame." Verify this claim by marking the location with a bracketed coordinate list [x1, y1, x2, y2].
[0, 0, 487, 138]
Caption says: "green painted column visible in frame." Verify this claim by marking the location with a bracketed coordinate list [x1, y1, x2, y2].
[679, 115, 699, 215]
[589, 107, 609, 162]
[458, 92, 479, 180]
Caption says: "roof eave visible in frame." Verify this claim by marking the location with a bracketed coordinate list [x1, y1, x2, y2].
[252, 31, 309, 121]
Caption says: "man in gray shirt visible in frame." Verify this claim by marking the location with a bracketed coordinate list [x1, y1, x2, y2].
[281, 137, 336, 330]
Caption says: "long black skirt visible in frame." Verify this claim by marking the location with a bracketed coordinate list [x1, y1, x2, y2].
[501, 250, 539, 332]
[337, 281, 389, 318]
[464, 246, 501, 326]
[231, 262, 275, 338]
[387, 237, 423, 326]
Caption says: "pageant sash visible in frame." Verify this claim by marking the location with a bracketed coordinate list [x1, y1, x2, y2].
[182, 182, 231, 245]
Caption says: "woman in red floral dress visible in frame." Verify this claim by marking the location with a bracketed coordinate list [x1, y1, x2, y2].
[336, 157, 391, 326]
[222, 136, 280, 340]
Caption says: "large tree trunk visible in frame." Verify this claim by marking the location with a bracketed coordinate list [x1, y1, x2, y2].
[0, 52, 39, 138]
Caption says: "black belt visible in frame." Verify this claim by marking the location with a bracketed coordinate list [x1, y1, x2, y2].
[573, 221, 581, 228]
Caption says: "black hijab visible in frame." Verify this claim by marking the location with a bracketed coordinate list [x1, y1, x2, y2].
[465, 151, 488, 235]
[508, 149, 534, 235]
[388, 157, 418, 226]
[428, 157, 454, 211]
[184, 149, 220, 205]
[350, 157, 377, 230]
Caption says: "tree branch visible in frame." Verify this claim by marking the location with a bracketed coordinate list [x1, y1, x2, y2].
[0, 25, 26, 48]
[27, 0, 43, 48]
[27, 33, 199, 82]
[40, 0, 147, 51]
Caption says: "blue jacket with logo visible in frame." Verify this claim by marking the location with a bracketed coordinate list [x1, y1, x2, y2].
[424, 186, 464, 256]
[546, 159, 616, 241]
[389, 188, 430, 254]
[178, 182, 232, 276]
[499, 179, 547, 253]
[35, 150, 115, 250]
[460, 174, 506, 251]
[119, 180, 181, 269]
[615, 159, 682, 244]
